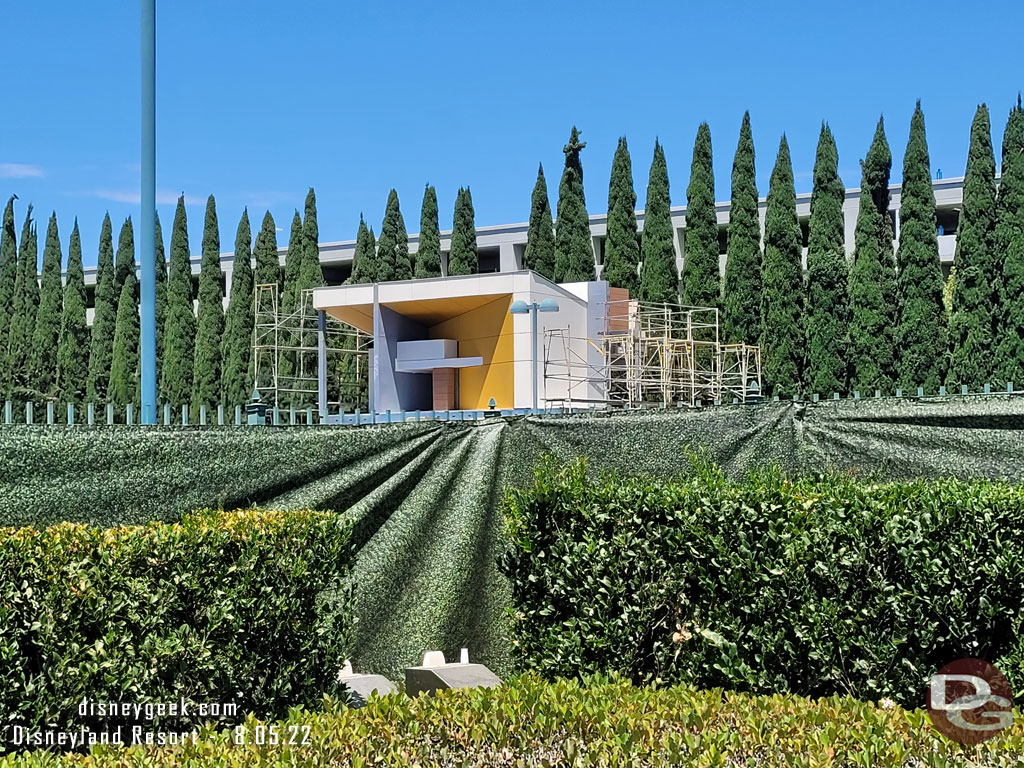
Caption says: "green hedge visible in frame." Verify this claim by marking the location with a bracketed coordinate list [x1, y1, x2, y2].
[0, 510, 353, 736]
[4, 675, 1024, 766]
[502, 456, 1024, 706]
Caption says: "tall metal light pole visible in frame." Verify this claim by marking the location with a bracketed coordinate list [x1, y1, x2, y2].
[140, 0, 157, 424]
[509, 298, 559, 412]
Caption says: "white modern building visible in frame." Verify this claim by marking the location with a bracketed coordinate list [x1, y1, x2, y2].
[79, 176, 966, 321]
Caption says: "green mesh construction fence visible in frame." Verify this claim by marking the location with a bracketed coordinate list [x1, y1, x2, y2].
[2, 396, 1023, 679]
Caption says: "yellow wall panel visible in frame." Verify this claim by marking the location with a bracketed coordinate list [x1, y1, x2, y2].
[429, 296, 514, 409]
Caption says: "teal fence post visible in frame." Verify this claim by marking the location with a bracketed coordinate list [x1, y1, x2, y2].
[217, 404, 225, 425]
[46, 402, 54, 425]
[181, 404, 189, 426]
[106, 403, 114, 425]
[164, 404, 171, 425]
[199, 405, 207, 426]
[289, 406, 296, 425]
[126, 403, 134, 425]
[87, 403, 95, 425]
[67, 402, 75, 425]
[235, 405, 242, 425]
[26, 402, 33, 425]
[3, 401, 10, 424]
[273, 406, 280, 426]
[306, 407, 313, 425]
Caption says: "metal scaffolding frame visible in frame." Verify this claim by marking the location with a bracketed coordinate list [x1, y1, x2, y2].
[252, 283, 370, 410]
[543, 298, 762, 408]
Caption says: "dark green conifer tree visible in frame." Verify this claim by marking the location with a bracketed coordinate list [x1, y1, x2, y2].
[28, 212, 64, 396]
[523, 165, 557, 280]
[282, 211, 304, 308]
[378, 189, 411, 282]
[895, 102, 947, 392]
[994, 98, 1024, 385]
[638, 140, 678, 304]
[57, 219, 89, 403]
[948, 105, 998, 388]
[761, 136, 804, 396]
[114, 217, 135, 299]
[350, 216, 378, 283]
[108, 279, 139, 407]
[722, 113, 762, 344]
[7, 206, 38, 397]
[415, 185, 442, 278]
[160, 196, 195, 408]
[849, 117, 898, 393]
[87, 213, 116, 402]
[682, 124, 719, 308]
[153, 212, 168, 383]
[221, 209, 253, 408]
[253, 211, 280, 290]
[299, 187, 324, 291]
[803, 124, 849, 394]
[192, 195, 224, 410]
[448, 187, 478, 276]
[602, 140, 640, 293]
[554, 127, 596, 282]
[0, 197, 17, 389]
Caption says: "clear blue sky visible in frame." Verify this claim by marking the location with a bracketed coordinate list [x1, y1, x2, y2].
[2, 0, 1022, 266]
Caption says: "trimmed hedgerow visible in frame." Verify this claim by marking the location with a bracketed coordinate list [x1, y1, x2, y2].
[5, 674, 1024, 766]
[502, 456, 1024, 707]
[0, 424, 438, 527]
[0, 509, 353, 735]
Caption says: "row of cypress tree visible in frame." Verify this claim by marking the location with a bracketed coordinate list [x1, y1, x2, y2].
[3, 100, 1023, 408]
[0, 189, 322, 411]
[522, 104, 1024, 395]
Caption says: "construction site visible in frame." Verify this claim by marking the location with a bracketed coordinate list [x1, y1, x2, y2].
[542, 298, 762, 409]
[254, 277, 763, 415]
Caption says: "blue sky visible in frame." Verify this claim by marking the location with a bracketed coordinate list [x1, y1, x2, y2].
[2, 0, 1022, 266]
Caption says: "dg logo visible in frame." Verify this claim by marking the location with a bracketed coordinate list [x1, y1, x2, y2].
[928, 658, 1014, 745]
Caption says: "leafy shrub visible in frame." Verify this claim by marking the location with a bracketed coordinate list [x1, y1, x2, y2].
[0, 510, 353, 735]
[5, 674, 1024, 766]
[502, 456, 1024, 706]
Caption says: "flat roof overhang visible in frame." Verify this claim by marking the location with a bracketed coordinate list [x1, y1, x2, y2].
[312, 272, 541, 332]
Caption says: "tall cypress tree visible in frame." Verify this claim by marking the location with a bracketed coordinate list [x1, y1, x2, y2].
[448, 187, 478, 276]
[895, 102, 947, 392]
[281, 211, 304, 308]
[849, 117, 898, 393]
[638, 140, 678, 304]
[253, 210, 280, 290]
[0, 197, 16, 389]
[948, 105, 998, 388]
[114, 217, 135, 299]
[108, 279, 139, 407]
[192, 194, 224, 410]
[7, 206, 38, 397]
[554, 127, 596, 282]
[803, 124, 849, 394]
[87, 213, 116, 402]
[57, 219, 89, 403]
[415, 184, 442, 278]
[153, 212, 168, 383]
[222, 209, 253, 408]
[602, 139, 640, 293]
[994, 98, 1024, 385]
[378, 189, 410, 282]
[682, 124, 719, 308]
[28, 212, 64, 396]
[722, 112, 762, 345]
[350, 216, 378, 283]
[524, 165, 557, 280]
[161, 196, 195, 408]
[761, 136, 804, 397]
[299, 187, 324, 292]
